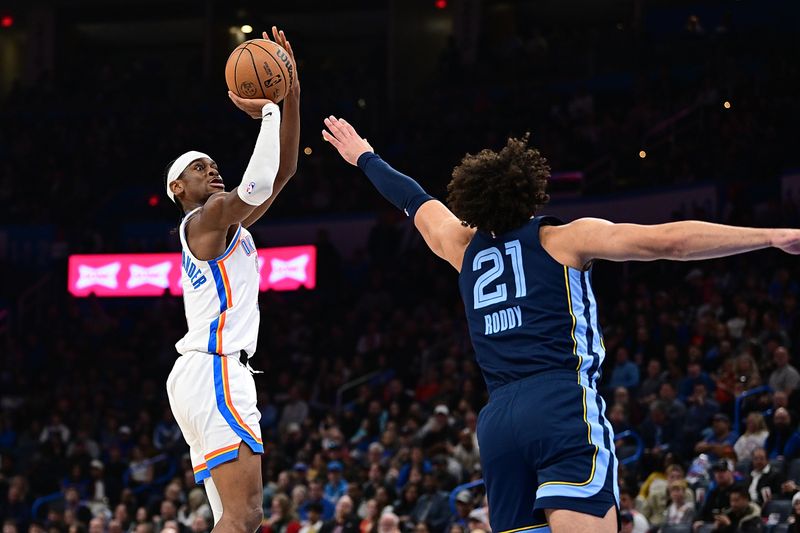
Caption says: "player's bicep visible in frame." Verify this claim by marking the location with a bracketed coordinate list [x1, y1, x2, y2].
[413, 200, 475, 271]
[559, 218, 678, 264]
[195, 192, 258, 230]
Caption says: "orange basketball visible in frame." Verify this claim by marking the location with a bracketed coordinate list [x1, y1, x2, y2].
[225, 39, 295, 103]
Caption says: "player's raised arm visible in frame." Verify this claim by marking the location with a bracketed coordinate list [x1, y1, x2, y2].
[232, 26, 301, 229]
[544, 217, 800, 269]
[173, 101, 281, 233]
[322, 116, 475, 271]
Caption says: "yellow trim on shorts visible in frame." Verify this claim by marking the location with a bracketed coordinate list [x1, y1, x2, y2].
[499, 524, 549, 533]
[537, 267, 598, 490]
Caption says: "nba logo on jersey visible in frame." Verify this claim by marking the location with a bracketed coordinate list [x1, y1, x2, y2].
[246, 181, 256, 194]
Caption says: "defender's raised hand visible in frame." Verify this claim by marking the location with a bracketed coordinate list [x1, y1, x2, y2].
[322, 116, 373, 166]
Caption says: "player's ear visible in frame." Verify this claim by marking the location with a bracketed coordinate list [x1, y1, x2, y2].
[170, 180, 184, 197]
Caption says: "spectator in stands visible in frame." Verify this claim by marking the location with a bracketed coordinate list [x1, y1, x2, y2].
[410, 473, 450, 533]
[694, 459, 741, 529]
[394, 483, 421, 530]
[609, 403, 633, 435]
[614, 386, 644, 427]
[659, 382, 688, 423]
[765, 408, 800, 459]
[619, 511, 634, 533]
[679, 361, 716, 402]
[324, 462, 348, 505]
[639, 463, 693, 528]
[664, 479, 695, 526]
[735, 414, 769, 462]
[319, 495, 357, 533]
[88, 516, 106, 533]
[264, 494, 301, 533]
[734, 354, 762, 393]
[299, 480, 335, 522]
[607, 347, 640, 391]
[712, 485, 761, 532]
[0, 477, 31, 530]
[153, 409, 182, 453]
[744, 447, 784, 506]
[280, 386, 310, 437]
[769, 391, 798, 424]
[377, 513, 401, 533]
[418, 405, 456, 456]
[299, 502, 324, 533]
[451, 428, 480, 475]
[683, 382, 721, 449]
[640, 401, 679, 463]
[358, 499, 378, 533]
[639, 359, 666, 403]
[788, 492, 800, 532]
[695, 413, 736, 463]
[396, 447, 431, 490]
[177, 487, 211, 530]
[769, 347, 800, 394]
[447, 491, 472, 532]
[619, 487, 649, 533]
[291, 485, 309, 517]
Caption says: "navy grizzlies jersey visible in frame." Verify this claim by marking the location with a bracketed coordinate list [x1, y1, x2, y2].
[458, 216, 606, 394]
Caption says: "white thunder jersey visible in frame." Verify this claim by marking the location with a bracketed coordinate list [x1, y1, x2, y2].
[176, 207, 260, 356]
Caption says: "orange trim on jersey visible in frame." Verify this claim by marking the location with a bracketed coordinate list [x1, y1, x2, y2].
[193, 463, 207, 473]
[216, 311, 227, 354]
[218, 261, 233, 307]
[221, 357, 263, 444]
[204, 442, 241, 461]
[219, 237, 241, 262]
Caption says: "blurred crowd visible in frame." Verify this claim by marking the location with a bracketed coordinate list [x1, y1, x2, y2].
[2, 193, 800, 533]
[2, 4, 800, 533]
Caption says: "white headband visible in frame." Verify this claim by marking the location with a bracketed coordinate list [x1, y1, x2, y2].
[166, 151, 211, 202]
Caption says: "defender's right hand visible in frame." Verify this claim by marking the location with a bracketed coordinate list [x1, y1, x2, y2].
[322, 116, 374, 166]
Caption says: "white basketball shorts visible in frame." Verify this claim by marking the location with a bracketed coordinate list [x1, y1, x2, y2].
[166, 351, 264, 483]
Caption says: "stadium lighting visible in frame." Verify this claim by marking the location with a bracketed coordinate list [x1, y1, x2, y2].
[304, 147, 313, 156]
[723, 101, 731, 109]
[639, 150, 647, 159]
[241, 25, 253, 34]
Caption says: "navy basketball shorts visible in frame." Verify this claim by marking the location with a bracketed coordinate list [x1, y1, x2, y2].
[477, 370, 619, 533]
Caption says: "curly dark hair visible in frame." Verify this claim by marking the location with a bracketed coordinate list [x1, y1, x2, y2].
[446, 133, 550, 235]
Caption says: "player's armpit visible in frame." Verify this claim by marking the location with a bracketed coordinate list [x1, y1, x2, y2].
[413, 200, 476, 272]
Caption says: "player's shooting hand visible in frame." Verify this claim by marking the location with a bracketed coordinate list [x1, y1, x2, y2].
[772, 229, 800, 254]
[228, 91, 275, 119]
[263, 26, 300, 98]
[322, 116, 374, 166]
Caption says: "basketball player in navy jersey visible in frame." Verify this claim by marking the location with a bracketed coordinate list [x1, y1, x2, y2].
[166, 27, 299, 533]
[321, 117, 800, 533]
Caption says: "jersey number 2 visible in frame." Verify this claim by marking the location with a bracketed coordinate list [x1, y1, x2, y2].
[472, 240, 526, 310]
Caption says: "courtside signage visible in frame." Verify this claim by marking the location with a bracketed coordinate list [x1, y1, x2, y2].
[68, 246, 316, 297]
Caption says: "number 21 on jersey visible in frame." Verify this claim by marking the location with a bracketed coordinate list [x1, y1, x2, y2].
[472, 240, 526, 310]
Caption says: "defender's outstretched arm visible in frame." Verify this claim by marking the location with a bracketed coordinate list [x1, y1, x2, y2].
[544, 217, 800, 269]
[323, 116, 474, 271]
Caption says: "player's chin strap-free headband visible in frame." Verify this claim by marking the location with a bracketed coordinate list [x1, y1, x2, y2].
[166, 150, 211, 203]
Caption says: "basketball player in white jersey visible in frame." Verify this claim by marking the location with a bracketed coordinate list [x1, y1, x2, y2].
[164, 27, 299, 533]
